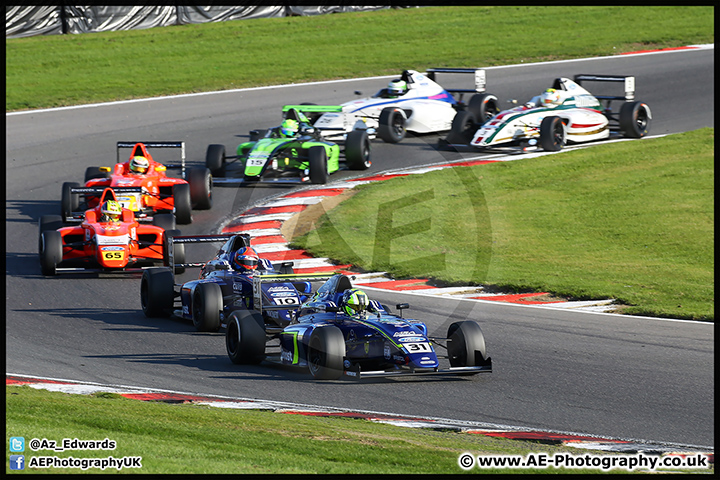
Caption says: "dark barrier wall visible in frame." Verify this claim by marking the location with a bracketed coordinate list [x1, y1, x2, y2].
[6, 5, 397, 39]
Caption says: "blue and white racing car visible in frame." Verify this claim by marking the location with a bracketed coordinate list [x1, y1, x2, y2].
[301, 68, 499, 144]
[226, 274, 493, 380]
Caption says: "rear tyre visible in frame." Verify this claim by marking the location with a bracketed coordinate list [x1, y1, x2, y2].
[187, 167, 213, 210]
[39, 230, 63, 276]
[447, 321, 488, 367]
[226, 309, 266, 365]
[307, 326, 345, 380]
[377, 107, 407, 143]
[467, 93, 499, 125]
[152, 213, 176, 232]
[61, 182, 81, 222]
[308, 146, 328, 184]
[345, 129, 371, 170]
[619, 101, 651, 138]
[539, 116, 565, 151]
[205, 144, 226, 177]
[192, 282, 223, 332]
[445, 110, 477, 145]
[84, 166, 110, 182]
[140, 268, 174, 318]
[173, 183, 192, 225]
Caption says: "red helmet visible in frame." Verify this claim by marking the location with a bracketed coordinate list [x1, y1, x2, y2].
[233, 247, 259, 271]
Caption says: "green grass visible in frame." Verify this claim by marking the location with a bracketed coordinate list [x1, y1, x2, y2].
[5, 385, 662, 475]
[5, 6, 715, 111]
[291, 129, 714, 321]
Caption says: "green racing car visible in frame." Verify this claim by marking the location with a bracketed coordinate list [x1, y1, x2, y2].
[206, 106, 371, 185]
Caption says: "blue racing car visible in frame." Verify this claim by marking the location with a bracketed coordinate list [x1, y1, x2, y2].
[226, 274, 493, 380]
[140, 233, 329, 332]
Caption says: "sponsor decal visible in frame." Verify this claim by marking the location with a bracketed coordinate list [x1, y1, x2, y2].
[384, 342, 391, 360]
[101, 246, 124, 251]
[393, 331, 417, 337]
[268, 286, 293, 292]
[398, 336, 426, 343]
[95, 234, 129, 245]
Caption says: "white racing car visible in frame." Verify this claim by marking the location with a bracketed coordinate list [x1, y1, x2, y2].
[440, 74, 652, 152]
[300, 68, 499, 143]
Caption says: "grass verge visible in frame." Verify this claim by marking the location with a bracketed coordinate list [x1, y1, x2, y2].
[4, 384, 673, 475]
[5, 6, 714, 111]
[290, 129, 714, 321]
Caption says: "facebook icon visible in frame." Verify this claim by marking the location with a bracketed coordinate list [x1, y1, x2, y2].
[10, 455, 25, 470]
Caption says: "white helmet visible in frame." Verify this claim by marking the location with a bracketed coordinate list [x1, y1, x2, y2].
[539, 88, 562, 107]
[387, 79, 407, 97]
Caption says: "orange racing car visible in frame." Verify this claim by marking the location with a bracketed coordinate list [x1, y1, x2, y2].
[61, 141, 212, 225]
[39, 187, 185, 276]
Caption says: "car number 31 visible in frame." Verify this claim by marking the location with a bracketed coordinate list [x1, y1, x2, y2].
[404, 342, 431, 352]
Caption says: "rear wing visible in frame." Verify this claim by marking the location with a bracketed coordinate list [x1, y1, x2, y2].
[426, 67, 486, 94]
[282, 105, 343, 114]
[573, 74, 636, 101]
[165, 233, 240, 275]
[251, 272, 334, 315]
[117, 141, 187, 177]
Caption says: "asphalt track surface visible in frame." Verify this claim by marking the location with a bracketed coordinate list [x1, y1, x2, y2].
[6, 47, 714, 448]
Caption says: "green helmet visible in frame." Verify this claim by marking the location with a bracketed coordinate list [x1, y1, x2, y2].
[280, 118, 299, 137]
[341, 289, 369, 317]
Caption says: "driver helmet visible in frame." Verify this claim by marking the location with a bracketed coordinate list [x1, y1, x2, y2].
[280, 118, 299, 138]
[129, 156, 150, 174]
[539, 88, 562, 107]
[387, 79, 408, 97]
[233, 247, 259, 271]
[100, 200, 122, 223]
[341, 289, 369, 317]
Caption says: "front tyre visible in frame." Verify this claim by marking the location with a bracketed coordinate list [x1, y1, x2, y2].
[187, 167, 213, 210]
[445, 110, 477, 145]
[307, 326, 345, 380]
[377, 107, 407, 143]
[140, 268, 174, 318]
[192, 282, 223, 332]
[39, 230, 63, 276]
[619, 101, 651, 138]
[345, 129, 371, 170]
[226, 309, 266, 365]
[447, 321, 488, 367]
[308, 146, 328, 184]
[539, 116, 565, 151]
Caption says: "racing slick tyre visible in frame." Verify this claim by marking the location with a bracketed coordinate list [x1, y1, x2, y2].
[162, 229, 186, 274]
[38, 215, 64, 251]
[307, 326, 345, 380]
[377, 107, 407, 143]
[140, 267, 174, 318]
[345, 129, 372, 170]
[539, 116, 566, 151]
[39, 230, 63, 276]
[467, 93, 499, 125]
[205, 144, 226, 177]
[447, 321, 488, 368]
[172, 183, 192, 225]
[226, 309, 266, 365]
[445, 110, 477, 145]
[619, 101, 651, 138]
[192, 282, 223, 332]
[61, 182, 81, 222]
[308, 146, 329, 184]
[152, 213, 176, 232]
[187, 167, 213, 210]
[84, 166, 110, 182]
